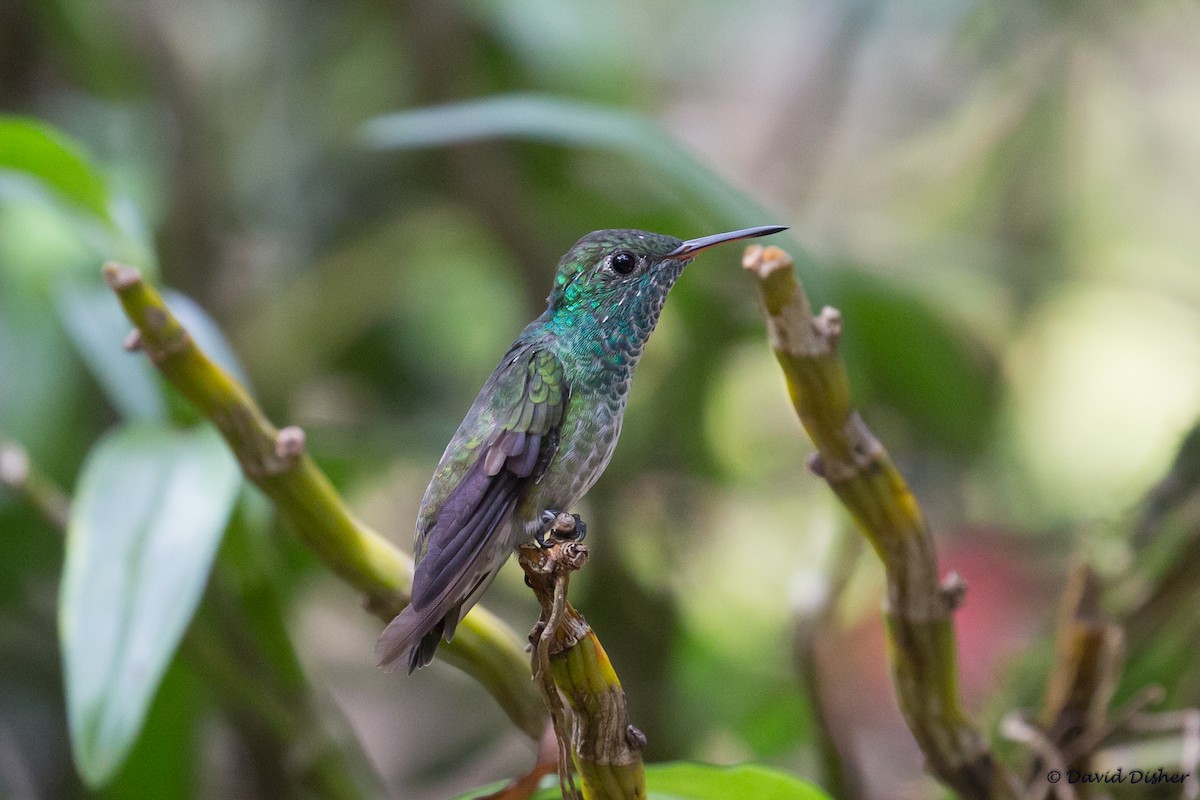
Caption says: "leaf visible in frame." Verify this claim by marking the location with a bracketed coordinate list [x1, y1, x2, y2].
[361, 94, 825, 296]
[100, 657, 201, 800]
[644, 762, 831, 800]
[450, 761, 831, 800]
[0, 115, 153, 270]
[361, 93, 759, 224]
[59, 424, 241, 787]
[56, 284, 168, 422]
[55, 284, 251, 423]
[834, 270, 1002, 454]
[0, 116, 112, 222]
[0, 283, 87, 455]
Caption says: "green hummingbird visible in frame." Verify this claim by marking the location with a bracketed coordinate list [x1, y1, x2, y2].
[376, 225, 787, 673]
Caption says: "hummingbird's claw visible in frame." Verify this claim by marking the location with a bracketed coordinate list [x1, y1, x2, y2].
[538, 509, 586, 545]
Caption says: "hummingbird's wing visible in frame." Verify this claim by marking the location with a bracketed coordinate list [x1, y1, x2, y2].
[376, 347, 566, 673]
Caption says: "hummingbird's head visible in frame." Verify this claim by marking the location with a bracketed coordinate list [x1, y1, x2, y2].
[545, 226, 787, 318]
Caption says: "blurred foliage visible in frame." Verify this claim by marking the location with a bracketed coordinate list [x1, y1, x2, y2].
[2, 0, 1200, 799]
[453, 762, 832, 800]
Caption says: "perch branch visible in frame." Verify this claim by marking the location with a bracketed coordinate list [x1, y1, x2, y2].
[743, 245, 1020, 800]
[518, 515, 646, 800]
[102, 262, 545, 740]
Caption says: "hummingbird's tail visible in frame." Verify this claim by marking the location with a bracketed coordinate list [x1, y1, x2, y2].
[375, 564, 500, 673]
[379, 422, 539, 672]
[375, 603, 460, 674]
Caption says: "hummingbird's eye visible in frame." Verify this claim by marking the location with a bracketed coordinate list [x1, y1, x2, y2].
[610, 251, 637, 275]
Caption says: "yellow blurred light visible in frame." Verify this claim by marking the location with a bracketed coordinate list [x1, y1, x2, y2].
[1008, 284, 1200, 519]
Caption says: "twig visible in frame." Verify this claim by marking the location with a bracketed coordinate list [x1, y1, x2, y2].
[1132, 420, 1200, 547]
[0, 440, 71, 530]
[1069, 686, 1164, 761]
[102, 262, 546, 740]
[1000, 714, 1078, 800]
[1120, 417, 1200, 653]
[1035, 563, 1124, 786]
[793, 531, 865, 799]
[743, 245, 1020, 800]
[518, 516, 646, 800]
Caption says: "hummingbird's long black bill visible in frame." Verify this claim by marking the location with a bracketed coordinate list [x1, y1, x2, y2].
[666, 225, 788, 259]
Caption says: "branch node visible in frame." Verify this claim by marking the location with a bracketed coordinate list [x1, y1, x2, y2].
[806, 453, 827, 478]
[0, 442, 30, 488]
[145, 307, 169, 332]
[815, 306, 843, 346]
[740, 244, 793, 278]
[274, 426, 307, 460]
[551, 512, 577, 534]
[625, 725, 647, 751]
[102, 261, 142, 290]
[940, 572, 968, 611]
[122, 329, 143, 352]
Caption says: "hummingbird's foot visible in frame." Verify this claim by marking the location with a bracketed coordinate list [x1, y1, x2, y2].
[537, 510, 586, 546]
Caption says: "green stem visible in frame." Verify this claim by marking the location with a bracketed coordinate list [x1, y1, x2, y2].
[103, 262, 545, 740]
[0, 439, 71, 529]
[743, 246, 1020, 800]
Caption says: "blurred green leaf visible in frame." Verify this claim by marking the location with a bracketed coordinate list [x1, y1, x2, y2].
[0, 116, 112, 222]
[55, 284, 250, 424]
[0, 115, 152, 270]
[452, 761, 831, 800]
[59, 424, 241, 787]
[361, 94, 822, 294]
[834, 271, 1001, 454]
[643, 762, 832, 800]
[56, 284, 168, 422]
[0, 283, 86, 462]
[101, 657, 201, 800]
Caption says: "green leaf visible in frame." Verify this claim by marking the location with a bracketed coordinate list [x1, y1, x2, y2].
[101, 657, 202, 800]
[834, 270, 1001, 454]
[450, 762, 831, 800]
[0, 283, 87, 457]
[0, 115, 153, 270]
[644, 762, 831, 800]
[0, 116, 112, 221]
[56, 283, 168, 422]
[59, 424, 241, 787]
[55, 284, 251, 423]
[361, 94, 824, 296]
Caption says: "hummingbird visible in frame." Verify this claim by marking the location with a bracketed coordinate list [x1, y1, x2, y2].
[376, 225, 787, 673]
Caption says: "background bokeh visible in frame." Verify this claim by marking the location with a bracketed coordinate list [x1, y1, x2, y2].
[2, 1, 1200, 798]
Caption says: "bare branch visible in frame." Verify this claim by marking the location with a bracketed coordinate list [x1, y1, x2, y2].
[743, 245, 1020, 800]
[519, 519, 646, 800]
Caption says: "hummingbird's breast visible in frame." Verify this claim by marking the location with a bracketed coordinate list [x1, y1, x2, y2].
[514, 368, 630, 541]
[511, 288, 667, 541]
